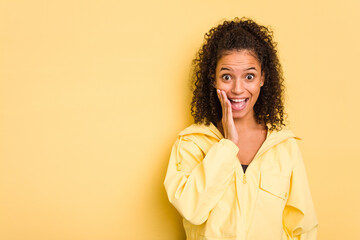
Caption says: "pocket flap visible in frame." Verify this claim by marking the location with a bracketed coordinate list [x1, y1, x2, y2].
[260, 172, 290, 200]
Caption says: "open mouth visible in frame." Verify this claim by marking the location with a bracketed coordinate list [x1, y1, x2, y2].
[229, 98, 249, 111]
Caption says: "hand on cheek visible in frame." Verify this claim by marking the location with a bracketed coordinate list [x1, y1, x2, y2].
[216, 89, 239, 144]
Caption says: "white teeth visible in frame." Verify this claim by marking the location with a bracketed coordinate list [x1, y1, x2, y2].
[231, 98, 246, 103]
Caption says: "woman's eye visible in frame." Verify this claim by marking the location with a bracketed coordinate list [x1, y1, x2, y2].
[246, 74, 254, 80]
[222, 74, 231, 81]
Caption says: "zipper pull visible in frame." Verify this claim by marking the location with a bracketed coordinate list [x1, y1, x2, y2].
[243, 174, 247, 184]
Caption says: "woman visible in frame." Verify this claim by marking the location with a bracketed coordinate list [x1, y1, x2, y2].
[164, 18, 318, 240]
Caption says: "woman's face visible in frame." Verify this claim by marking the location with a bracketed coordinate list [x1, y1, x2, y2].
[215, 50, 264, 121]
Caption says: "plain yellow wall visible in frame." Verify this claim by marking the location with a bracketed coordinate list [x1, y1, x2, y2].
[1, 0, 359, 239]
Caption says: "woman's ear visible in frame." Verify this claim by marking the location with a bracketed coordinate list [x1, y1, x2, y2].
[260, 72, 265, 87]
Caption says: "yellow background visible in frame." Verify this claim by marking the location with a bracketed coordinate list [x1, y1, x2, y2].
[1, 0, 359, 239]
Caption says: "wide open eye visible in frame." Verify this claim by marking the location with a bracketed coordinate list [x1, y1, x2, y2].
[246, 74, 254, 80]
[222, 74, 231, 81]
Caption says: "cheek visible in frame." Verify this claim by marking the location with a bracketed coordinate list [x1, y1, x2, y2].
[215, 79, 226, 89]
[249, 85, 262, 96]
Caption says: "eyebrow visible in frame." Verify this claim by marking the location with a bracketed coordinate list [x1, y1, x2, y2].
[219, 66, 258, 71]
[245, 67, 258, 72]
[220, 67, 231, 71]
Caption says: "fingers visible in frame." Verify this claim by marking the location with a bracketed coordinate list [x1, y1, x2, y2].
[223, 91, 232, 119]
[216, 89, 238, 143]
[217, 89, 232, 123]
[221, 90, 231, 119]
[222, 91, 229, 121]
[216, 89, 223, 107]
[216, 89, 221, 105]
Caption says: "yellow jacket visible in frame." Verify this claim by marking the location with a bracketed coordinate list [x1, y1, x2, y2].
[164, 123, 318, 240]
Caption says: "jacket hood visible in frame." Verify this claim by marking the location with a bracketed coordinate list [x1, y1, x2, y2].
[179, 123, 299, 158]
[179, 123, 224, 139]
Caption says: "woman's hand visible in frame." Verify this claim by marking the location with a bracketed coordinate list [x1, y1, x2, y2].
[217, 89, 239, 144]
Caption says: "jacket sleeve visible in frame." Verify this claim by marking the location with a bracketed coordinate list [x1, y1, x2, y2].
[164, 136, 239, 225]
[282, 139, 318, 239]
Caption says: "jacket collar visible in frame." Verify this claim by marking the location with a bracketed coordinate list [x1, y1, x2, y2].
[179, 123, 299, 158]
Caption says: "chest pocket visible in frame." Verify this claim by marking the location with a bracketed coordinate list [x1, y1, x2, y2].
[259, 172, 290, 200]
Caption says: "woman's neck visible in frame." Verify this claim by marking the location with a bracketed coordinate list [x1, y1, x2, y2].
[233, 117, 264, 131]
[216, 115, 266, 137]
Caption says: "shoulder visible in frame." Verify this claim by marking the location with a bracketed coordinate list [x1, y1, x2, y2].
[174, 123, 223, 145]
[178, 123, 223, 139]
[268, 126, 301, 145]
[173, 123, 228, 156]
[268, 127, 302, 160]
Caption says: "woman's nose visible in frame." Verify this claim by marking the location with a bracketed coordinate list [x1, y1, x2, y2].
[231, 79, 244, 94]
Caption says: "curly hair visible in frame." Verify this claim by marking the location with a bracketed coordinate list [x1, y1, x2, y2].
[190, 17, 286, 131]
